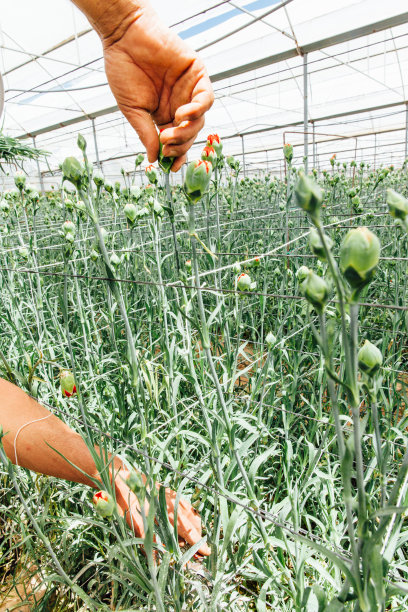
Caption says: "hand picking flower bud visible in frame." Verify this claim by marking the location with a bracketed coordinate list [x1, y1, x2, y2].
[237, 273, 251, 291]
[340, 227, 380, 289]
[295, 172, 323, 219]
[358, 340, 383, 376]
[92, 490, 115, 518]
[201, 146, 217, 165]
[207, 134, 223, 156]
[184, 160, 212, 203]
[60, 370, 77, 397]
[301, 270, 329, 312]
[309, 228, 333, 261]
[387, 189, 408, 220]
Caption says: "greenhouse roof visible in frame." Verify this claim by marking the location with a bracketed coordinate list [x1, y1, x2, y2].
[1, 0, 408, 181]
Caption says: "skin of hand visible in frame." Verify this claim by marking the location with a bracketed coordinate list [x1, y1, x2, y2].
[0, 378, 210, 556]
[72, 0, 214, 171]
[114, 467, 211, 556]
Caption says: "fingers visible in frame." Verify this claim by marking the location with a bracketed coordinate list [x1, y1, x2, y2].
[175, 76, 214, 125]
[120, 105, 160, 163]
[166, 493, 211, 556]
[171, 154, 187, 173]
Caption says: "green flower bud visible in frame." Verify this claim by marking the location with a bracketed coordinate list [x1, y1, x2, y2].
[296, 265, 310, 282]
[158, 138, 174, 174]
[93, 170, 105, 187]
[124, 202, 137, 224]
[185, 259, 192, 271]
[237, 273, 251, 291]
[135, 153, 144, 168]
[62, 157, 84, 186]
[74, 200, 86, 214]
[387, 188, 408, 220]
[145, 164, 159, 184]
[358, 339, 382, 376]
[14, 170, 26, 191]
[19, 246, 29, 259]
[295, 172, 323, 218]
[62, 220, 75, 236]
[340, 227, 380, 289]
[92, 490, 115, 518]
[110, 252, 121, 267]
[130, 185, 141, 200]
[309, 228, 333, 261]
[0, 199, 10, 214]
[104, 180, 114, 194]
[148, 198, 163, 217]
[301, 270, 329, 312]
[77, 133, 87, 152]
[233, 262, 241, 274]
[126, 470, 144, 494]
[265, 332, 276, 348]
[90, 248, 99, 261]
[283, 143, 293, 163]
[184, 160, 213, 203]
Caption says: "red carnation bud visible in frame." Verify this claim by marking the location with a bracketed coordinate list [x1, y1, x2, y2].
[206, 134, 223, 156]
[60, 370, 76, 397]
[201, 146, 217, 165]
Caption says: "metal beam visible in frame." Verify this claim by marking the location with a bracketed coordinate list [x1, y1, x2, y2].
[303, 54, 308, 172]
[17, 97, 408, 144]
[40, 123, 408, 176]
[405, 103, 408, 159]
[210, 11, 408, 83]
[4, 29, 92, 76]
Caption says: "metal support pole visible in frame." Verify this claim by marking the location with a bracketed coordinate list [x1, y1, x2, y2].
[241, 134, 246, 178]
[405, 103, 408, 160]
[91, 118, 100, 167]
[312, 121, 316, 169]
[33, 137, 45, 194]
[303, 54, 309, 173]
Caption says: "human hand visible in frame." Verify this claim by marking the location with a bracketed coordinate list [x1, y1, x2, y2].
[114, 468, 211, 556]
[73, 0, 214, 172]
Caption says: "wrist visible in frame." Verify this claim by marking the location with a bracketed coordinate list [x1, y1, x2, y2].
[72, 0, 150, 46]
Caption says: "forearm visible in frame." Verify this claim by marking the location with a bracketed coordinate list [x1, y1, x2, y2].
[71, 0, 152, 45]
[0, 379, 121, 488]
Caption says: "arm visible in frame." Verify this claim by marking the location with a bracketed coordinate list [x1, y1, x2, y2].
[71, 0, 214, 171]
[0, 379, 210, 555]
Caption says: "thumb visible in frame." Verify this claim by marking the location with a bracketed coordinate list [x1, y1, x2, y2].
[120, 106, 159, 163]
